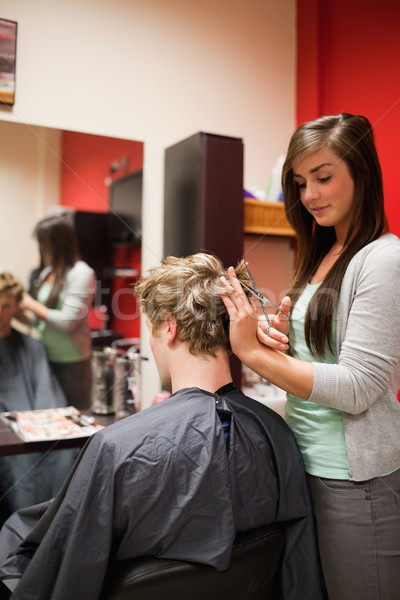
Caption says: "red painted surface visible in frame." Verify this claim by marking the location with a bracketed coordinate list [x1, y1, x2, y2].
[297, 0, 400, 399]
[60, 131, 143, 338]
[296, 0, 400, 234]
[60, 131, 143, 212]
[111, 245, 141, 338]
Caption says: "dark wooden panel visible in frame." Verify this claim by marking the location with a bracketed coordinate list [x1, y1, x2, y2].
[163, 133, 244, 386]
[164, 132, 243, 268]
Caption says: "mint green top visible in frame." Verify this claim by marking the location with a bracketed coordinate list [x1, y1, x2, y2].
[291, 236, 400, 482]
[285, 283, 350, 478]
[37, 283, 83, 363]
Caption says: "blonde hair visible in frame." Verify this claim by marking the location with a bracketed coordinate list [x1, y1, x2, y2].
[0, 272, 24, 302]
[136, 253, 249, 356]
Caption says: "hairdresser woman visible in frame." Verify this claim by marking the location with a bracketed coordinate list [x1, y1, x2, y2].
[21, 215, 95, 410]
[221, 113, 400, 600]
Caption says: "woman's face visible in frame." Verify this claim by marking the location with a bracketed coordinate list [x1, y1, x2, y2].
[293, 147, 355, 242]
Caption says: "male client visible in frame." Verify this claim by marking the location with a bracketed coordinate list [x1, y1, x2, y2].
[0, 254, 326, 599]
[0, 272, 74, 524]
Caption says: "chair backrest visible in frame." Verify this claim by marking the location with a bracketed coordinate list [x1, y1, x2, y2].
[105, 524, 284, 600]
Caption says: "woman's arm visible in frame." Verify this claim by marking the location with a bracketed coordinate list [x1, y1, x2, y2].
[309, 242, 400, 413]
[20, 263, 95, 334]
[47, 264, 95, 333]
[223, 240, 400, 413]
[221, 268, 314, 399]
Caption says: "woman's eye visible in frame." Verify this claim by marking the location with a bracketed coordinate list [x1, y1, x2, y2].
[318, 176, 331, 183]
[297, 182, 306, 189]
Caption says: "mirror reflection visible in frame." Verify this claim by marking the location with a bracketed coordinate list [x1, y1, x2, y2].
[0, 120, 144, 334]
[0, 121, 144, 522]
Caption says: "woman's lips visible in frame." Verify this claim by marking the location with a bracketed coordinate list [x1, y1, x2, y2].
[311, 205, 328, 215]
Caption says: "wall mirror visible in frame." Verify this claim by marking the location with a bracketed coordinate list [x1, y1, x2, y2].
[0, 119, 144, 337]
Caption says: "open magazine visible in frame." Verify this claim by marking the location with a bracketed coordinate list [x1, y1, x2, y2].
[0, 406, 104, 442]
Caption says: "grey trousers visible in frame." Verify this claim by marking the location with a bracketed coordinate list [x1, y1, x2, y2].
[307, 470, 400, 600]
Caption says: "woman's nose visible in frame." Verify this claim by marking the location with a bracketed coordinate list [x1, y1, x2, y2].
[303, 182, 319, 201]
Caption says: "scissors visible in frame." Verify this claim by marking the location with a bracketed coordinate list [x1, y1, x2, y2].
[241, 262, 281, 328]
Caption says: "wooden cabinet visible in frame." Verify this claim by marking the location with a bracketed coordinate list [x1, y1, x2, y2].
[163, 132, 244, 387]
[244, 198, 294, 237]
[164, 132, 244, 267]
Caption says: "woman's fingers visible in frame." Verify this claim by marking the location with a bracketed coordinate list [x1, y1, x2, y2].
[258, 320, 289, 351]
[20, 292, 33, 311]
[268, 295, 291, 335]
[220, 270, 261, 356]
[220, 274, 240, 312]
[226, 267, 249, 305]
[278, 296, 291, 319]
[258, 328, 289, 351]
[227, 265, 242, 288]
[221, 289, 236, 315]
[220, 269, 252, 312]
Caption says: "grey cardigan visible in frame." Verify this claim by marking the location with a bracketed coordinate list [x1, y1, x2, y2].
[309, 234, 400, 480]
[44, 261, 95, 361]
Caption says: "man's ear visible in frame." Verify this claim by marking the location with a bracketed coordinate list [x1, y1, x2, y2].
[166, 317, 177, 345]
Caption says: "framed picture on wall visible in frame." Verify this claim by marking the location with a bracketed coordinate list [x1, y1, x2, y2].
[0, 18, 17, 105]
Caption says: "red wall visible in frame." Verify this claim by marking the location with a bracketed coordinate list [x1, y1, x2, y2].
[297, 0, 400, 234]
[111, 245, 142, 339]
[60, 131, 144, 338]
[297, 1, 400, 401]
[60, 131, 143, 212]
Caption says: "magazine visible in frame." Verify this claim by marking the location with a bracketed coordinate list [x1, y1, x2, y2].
[0, 406, 104, 442]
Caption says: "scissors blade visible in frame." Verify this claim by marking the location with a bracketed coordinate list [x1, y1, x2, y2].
[243, 263, 271, 326]
[244, 261, 260, 293]
[240, 280, 274, 308]
[240, 280, 265, 304]
[243, 263, 280, 309]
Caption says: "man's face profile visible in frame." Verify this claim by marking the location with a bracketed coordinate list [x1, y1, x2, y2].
[0, 294, 18, 336]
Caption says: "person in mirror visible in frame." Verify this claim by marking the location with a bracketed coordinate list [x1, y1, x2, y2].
[0, 272, 76, 526]
[0, 253, 326, 600]
[221, 113, 400, 600]
[19, 215, 95, 411]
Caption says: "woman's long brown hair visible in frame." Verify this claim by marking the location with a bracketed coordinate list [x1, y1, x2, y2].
[34, 215, 79, 309]
[282, 113, 387, 358]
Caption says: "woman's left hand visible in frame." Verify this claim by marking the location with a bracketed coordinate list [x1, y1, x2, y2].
[257, 295, 291, 346]
[220, 267, 289, 353]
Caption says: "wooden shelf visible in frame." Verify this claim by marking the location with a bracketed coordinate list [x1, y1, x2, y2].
[244, 198, 294, 237]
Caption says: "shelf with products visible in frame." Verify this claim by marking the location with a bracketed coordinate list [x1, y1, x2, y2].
[243, 198, 294, 237]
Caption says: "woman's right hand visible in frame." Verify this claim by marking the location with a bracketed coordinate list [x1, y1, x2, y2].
[19, 292, 35, 312]
[19, 292, 49, 322]
[221, 268, 312, 398]
[220, 267, 289, 353]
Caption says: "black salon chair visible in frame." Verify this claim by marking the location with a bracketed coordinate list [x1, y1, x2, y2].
[105, 524, 284, 600]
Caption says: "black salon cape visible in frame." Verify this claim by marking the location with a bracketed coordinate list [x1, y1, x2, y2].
[0, 386, 326, 600]
[0, 329, 66, 412]
[0, 330, 76, 523]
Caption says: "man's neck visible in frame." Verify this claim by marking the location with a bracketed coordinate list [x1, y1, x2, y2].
[169, 347, 233, 395]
